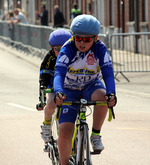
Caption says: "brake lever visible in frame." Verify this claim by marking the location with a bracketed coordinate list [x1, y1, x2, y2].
[107, 95, 115, 119]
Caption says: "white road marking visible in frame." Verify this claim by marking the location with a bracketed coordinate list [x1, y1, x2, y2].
[7, 103, 36, 112]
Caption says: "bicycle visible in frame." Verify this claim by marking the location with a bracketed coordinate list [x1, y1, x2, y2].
[62, 99, 114, 165]
[36, 87, 60, 165]
[37, 88, 115, 165]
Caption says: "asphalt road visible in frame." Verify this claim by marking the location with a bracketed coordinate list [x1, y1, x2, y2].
[0, 43, 150, 165]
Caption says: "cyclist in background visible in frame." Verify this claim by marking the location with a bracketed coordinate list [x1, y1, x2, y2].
[37, 29, 72, 144]
[54, 14, 117, 165]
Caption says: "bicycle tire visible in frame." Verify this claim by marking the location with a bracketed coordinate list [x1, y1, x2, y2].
[48, 110, 60, 165]
[48, 140, 60, 165]
[51, 112, 59, 143]
[84, 125, 92, 165]
[76, 124, 85, 165]
[79, 130, 84, 165]
[76, 124, 92, 165]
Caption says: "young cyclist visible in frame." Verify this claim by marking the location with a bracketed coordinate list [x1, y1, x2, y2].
[37, 29, 72, 144]
[54, 14, 117, 165]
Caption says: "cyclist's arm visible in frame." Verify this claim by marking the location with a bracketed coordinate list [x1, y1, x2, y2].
[101, 65, 117, 108]
[54, 66, 67, 106]
[101, 66, 116, 95]
[38, 52, 55, 103]
[53, 45, 72, 94]
[12, 19, 20, 23]
[101, 64, 116, 107]
[39, 52, 55, 87]
[97, 44, 116, 95]
[54, 66, 67, 94]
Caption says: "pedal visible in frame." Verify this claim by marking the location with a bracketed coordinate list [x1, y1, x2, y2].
[91, 150, 102, 155]
[43, 143, 50, 152]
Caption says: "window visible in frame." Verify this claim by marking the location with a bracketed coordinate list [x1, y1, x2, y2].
[129, 0, 134, 21]
[109, 0, 114, 25]
[142, 0, 145, 21]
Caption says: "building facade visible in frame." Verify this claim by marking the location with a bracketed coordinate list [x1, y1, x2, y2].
[0, 0, 150, 34]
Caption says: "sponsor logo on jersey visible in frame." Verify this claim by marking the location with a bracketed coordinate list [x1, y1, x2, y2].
[68, 66, 100, 75]
[86, 52, 96, 65]
[63, 108, 68, 114]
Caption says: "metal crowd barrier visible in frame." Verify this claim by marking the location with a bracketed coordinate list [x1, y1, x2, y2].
[0, 20, 109, 51]
[110, 32, 150, 82]
[0, 36, 48, 59]
[0, 20, 55, 51]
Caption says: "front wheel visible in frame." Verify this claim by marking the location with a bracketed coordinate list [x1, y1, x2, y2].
[84, 125, 92, 165]
[76, 125, 92, 165]
[48, 110, 60, 165]
[48, 139, 60, 165]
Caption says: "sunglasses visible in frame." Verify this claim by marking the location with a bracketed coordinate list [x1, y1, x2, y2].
[53, 47, 61, 52]
[74, 36, 95, 43]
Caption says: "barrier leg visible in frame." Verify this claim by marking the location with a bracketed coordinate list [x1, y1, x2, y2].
[114, 72, 130, 82]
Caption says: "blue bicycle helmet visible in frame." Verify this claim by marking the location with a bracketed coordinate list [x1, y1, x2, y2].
[49, 29, 72, 46]
[70, 14, 100, 35]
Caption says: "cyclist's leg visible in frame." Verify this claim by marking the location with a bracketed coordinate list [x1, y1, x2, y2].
[58, 89, 80, 165]
[44, 92, 56, 124]
[83, 80, 107, 129]
[41, 92, 57, 143]
[91, 88, 107, 130]
[83, 80, 107, 151]
[91, 88, 107, 152]
[58, 122, 74, 165]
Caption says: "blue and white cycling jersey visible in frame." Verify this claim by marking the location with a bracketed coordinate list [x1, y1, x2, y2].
[54, 38, 115, 95]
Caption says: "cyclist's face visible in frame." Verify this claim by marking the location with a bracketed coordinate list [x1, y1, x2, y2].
[74, 35, 97, 52]
[52, 46, 62, 57]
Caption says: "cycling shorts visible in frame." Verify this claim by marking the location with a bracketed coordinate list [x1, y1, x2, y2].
[58, 79, 106, 124]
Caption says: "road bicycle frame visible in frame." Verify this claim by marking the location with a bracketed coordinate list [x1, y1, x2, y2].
[38, 87, 60, 165]
[75, 103, 92, 165]
[67, 100, 92, 165]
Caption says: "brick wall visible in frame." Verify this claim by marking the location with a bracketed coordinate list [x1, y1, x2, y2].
[124, 0, 129, 33]
[36, 0, 150, 33]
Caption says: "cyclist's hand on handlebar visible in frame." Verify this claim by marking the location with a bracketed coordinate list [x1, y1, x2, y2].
[40, 85, 46, 90]
[105, 93, 117, 108]
[54, 92, 67, 106]
[40, 81, 47, 90]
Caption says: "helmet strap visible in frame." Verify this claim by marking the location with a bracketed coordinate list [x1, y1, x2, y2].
[94, 35, 98, 41]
